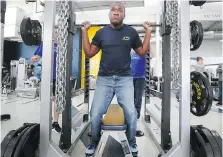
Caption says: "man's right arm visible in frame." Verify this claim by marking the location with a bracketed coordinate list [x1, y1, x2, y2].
[82, 30, 100, 58]
[31, 44, 43, 63]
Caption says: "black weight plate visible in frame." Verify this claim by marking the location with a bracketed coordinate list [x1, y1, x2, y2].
[13, 124, 40, 157]
[1, 124, 33, 157]
[20, 18, 42, 46]
[3, 127, 29, 157]
[190, 20, 203, 51]
[197, 144, 214, 157]
[189, 1, 206, 6]
[1, 124, 34, 157]
[1, 130, 16, 157]
[210, 130, 222, 154]
[191, 71, 213, 116]
[190, 125, 214, 157]
[199, 127, 222, 157]
[20, 17, 34, 46]
[30, 20, 42, 46]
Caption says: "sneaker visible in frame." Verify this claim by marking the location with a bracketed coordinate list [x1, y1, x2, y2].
[130, 144, 138, 154]
[85, 144, 96, 156]
[52, 122, 61, 133]
[136, 130, 144, 137]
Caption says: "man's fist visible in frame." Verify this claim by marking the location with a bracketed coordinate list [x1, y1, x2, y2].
[81, 21, 91, 31]
[143, 21, 152, 32]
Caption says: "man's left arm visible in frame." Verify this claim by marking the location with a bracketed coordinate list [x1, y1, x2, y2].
[133, 23, 152, 56]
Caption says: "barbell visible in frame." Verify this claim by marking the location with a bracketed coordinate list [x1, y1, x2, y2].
[20, 17, 204, 52]
[75, 23, 162, 28]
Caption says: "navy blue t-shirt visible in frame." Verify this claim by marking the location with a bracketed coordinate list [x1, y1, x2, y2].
[91, 24, 142, 76]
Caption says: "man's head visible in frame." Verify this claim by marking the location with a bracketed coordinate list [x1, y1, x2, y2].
[109, 2, 125, 27]
[197, 57, 203, 65]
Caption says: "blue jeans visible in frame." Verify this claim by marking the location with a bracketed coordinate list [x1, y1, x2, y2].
[90, 76, 137, 146]
[133, 78, 145, 119]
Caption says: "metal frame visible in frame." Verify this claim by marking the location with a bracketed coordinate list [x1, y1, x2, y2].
[94, 131, 133, 157]
[143, 1, 190, 157]
[39, 0, 192, 157]
[59, 1, 76, 151]
[40, 1, 90, 157]
[0, 0, 6, 87]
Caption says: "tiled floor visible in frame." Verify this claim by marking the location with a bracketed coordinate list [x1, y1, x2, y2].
[1, 91, 222, 157]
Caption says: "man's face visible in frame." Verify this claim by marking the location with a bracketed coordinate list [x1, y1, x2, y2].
[198, 59, 203, 65]
[109, 3, 125, 26]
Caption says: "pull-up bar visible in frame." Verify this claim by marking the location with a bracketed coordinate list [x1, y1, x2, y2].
[75, 23, 162, 27]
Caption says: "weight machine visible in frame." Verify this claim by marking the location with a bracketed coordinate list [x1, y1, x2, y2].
[15, 58, 40, 99]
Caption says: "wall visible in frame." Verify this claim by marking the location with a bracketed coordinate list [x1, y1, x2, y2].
[190, 39, 222, 65]
[149, 39, 222, 77]
[15, 30, 82, 88]
[6, 0, 43, 19]
[3, 40, 19, 67]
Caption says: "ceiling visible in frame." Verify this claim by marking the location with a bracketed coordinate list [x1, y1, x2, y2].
[201, 21, 222, 32]
[73, 0, 144, 12]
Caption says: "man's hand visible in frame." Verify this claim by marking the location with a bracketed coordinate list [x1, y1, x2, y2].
[143, 21, 152, 33]
[81, 21, 91, 31]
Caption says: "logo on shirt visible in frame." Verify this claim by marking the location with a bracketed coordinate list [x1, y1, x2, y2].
[122, 36, 130, 41]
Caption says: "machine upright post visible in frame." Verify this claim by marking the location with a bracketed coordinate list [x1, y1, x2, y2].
[39, 1, 56, 157]
[59, 0, 76, 151]
[179, 1, 191, 156]
[160, 0, 172, 152]
[0, 0, 6, 84]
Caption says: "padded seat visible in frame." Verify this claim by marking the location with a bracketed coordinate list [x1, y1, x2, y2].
[101, 124, 127, 131]
[102, 104, 126, 131]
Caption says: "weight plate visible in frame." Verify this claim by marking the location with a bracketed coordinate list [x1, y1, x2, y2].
[190, 125, 215, 157]
[199, 127, 222, 157]
[210, 130, 222, 154]
[190, 20, 204, 51]
[189, 1, 206, 6]
[1, 123, 34, 157]
[13, 124, 40, 157]
[190, 71, 213, 116]
[3, 127, 30, 157]
[197, 144, 214, 157]
[1, 130, 16, 157]
[20, 18, 42, 46]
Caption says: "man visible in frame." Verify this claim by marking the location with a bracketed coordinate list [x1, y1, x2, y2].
[82, 2, 152, 156]
[130, 49, 155, 137]
[31, 43, 61, 133]
[195, 57, 206, 71]
[194, 56, 208, 78]
[216, 63, 222, 106]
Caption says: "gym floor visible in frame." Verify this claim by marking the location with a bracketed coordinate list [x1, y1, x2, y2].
[1, 91, 222, 157]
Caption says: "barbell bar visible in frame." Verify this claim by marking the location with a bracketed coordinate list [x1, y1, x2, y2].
[75, 23, 162, 27]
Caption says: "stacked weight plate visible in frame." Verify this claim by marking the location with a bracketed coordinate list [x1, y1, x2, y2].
[1, 123, 40, 157]
[84, 58, 90, 104]
[145, 51, 150, 104]
[190, 125, 222, 157]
